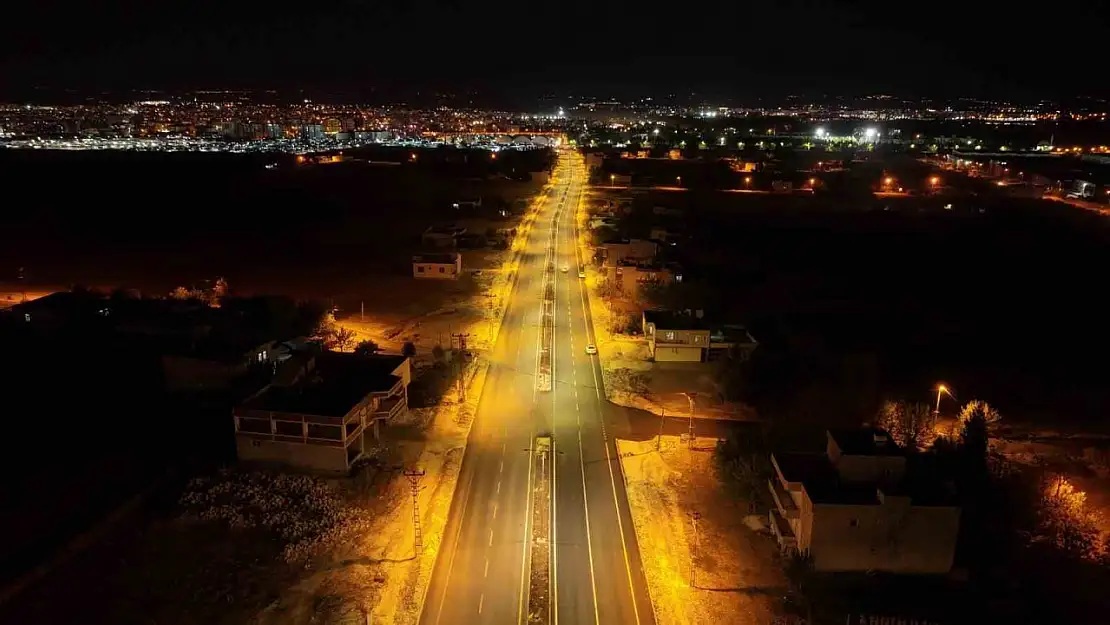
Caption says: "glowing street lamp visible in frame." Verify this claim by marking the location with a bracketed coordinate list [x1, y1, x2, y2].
[609, 174, 615, 185]
[676, 176, 682, 186]
[930, 176, 941, 187]
[815, 127, 826, 138]
[935, 384, 953, 416]
[744, 176, 752, 186]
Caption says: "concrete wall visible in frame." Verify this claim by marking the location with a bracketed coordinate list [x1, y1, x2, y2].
[651, 345, 703, 362]
[834, 453, 906, 484]
[236, 437, 354, 474]
[807, 500, 961, 574]
[413, 261, 460, 280]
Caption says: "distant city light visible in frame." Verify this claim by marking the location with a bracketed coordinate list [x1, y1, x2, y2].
[865, 128, 878, 139]
[815, 127, 826, 138]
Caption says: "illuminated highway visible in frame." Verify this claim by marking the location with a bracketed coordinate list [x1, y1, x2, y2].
[421, 150, 654, 625]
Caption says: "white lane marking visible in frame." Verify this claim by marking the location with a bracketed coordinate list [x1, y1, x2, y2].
[517, 430, 537, 624]
[496, 480, 501, 495]
[493, 502, 498, 520]
[478, 593, 484, 614]
[552, 430, 559, 625]
[574, 171, 643, 624]
[577, 429, 602, 625]
[489, 528, 494, 547]
[499, 459, 504, 473]
[485, 558, 489, 577]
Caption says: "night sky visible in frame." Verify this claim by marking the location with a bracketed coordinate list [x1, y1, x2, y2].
[3, 0, 1108, 103]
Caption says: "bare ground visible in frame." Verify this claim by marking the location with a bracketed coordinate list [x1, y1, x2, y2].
[617, 436, 787, 625]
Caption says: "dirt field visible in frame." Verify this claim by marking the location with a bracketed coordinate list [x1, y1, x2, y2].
[617, 435, 786, 625]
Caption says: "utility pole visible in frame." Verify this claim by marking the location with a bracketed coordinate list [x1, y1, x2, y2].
[657, 406, 666, 452]
[404, 469, 426, 551]
[360, 300, 365, 322]
[451, 333, 470, 402]
[687, 392, 696, 448]
[689, 511, 701, 588]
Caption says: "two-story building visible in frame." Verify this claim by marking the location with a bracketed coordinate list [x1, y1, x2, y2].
[607, 259, 675, 301]
[642, 309, 758, 362]
[422, 225, 467, 249]
[768, 428, 961, 574]
[599, 238, 658, 265]
[233, 352, 411, 474]
[413, 252, 462, 280]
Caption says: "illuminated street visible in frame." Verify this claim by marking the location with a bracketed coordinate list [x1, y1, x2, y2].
[421, 150, 654, 625]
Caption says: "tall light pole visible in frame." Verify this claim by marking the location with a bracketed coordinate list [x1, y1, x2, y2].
[935, 384, 951, 417]
[657, 406, 666, 452]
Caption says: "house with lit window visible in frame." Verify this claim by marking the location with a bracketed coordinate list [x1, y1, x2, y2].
[642, 309, 757, 363]
[768, 428, 961, 574]
[413, 252, 462, 280]
[233, 352, 410, 474]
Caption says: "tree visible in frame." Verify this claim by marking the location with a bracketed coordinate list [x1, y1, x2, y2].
[353, 340, 379, 356]
[1036, 476, 1104, 560]
[959, 399, 1002, 432]
[875, 399, 935, 450]
[958, 400, 995, 475]
[330, 327, 356, 352]
[402, 341, 417, 359]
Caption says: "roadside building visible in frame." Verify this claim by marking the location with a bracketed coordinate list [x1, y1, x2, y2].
[412, 252, 462, 280]
[606, 259, 674, 301]
[233, 352, 410, 474]
[642, 309, 757, 362]
[768, 428, 961, 574]
[422, 225, 467, 248]
[599, 238, 658, 265]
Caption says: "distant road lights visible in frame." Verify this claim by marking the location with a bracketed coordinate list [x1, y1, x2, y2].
[865, 127, 878, 140]
[676, 176, 682, 186]
[815, 127, 826, 138]
[744, 176, 752, 186]
[808, 177, 817, 187]
[609, 174, 615, 185]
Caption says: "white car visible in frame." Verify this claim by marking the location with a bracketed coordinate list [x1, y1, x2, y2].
[585, 344, 597, 355]
[578, 270, 586, 279]
[561, 265, 569, 273]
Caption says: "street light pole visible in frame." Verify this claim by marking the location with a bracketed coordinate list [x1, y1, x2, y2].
[690, 511, 701, 588]
[657, 406, 666, 452]
[935, 384, 949, 417]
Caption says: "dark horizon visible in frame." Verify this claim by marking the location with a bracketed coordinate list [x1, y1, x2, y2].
[4, 0, 1109, 103]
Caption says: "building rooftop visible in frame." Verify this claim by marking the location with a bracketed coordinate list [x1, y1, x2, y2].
[413, 252, 459, 264]
[829, 427, 907, 457]
[244, 352, 406, 417]
[643, 309, 710, 330]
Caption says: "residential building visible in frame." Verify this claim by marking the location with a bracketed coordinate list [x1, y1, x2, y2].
[422, 225, 467, 248]
[413, 252, 462, 280]
[233, 352, 410, 473]
[606, 260, 674, 300]
[642, 309, 757, 362]
[599, 238, 658, 265]
[768, 428, 961, 574]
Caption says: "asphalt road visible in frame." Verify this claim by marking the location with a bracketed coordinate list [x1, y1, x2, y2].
[421, 151, 655, 625]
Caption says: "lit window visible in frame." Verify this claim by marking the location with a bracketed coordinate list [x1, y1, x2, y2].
[664, 331, 675, 341]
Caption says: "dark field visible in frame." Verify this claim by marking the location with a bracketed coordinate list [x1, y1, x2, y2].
[602, 187, 1110, 427]
[0, 147, 550, 297]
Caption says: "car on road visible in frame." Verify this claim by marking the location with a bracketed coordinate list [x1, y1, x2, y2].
[585, 343, 597, 355]
[561, 265, 569, 273]
[578, 269, 586, 279]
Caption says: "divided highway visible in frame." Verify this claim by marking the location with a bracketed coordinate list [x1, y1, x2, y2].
[421, 150, 655, 625]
